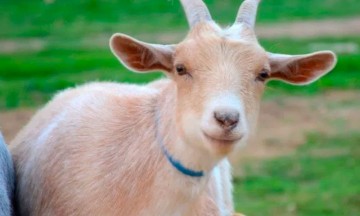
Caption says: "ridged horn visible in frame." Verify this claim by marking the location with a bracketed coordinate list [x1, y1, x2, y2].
[180, 0, 213, 28]
[234, 0, 261, 28]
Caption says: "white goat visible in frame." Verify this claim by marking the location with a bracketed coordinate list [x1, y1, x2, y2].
[10, 0, 336, 215]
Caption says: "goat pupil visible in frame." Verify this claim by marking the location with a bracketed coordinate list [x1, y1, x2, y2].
[176, 65, 187, 75]
[260, 71, 269, 79]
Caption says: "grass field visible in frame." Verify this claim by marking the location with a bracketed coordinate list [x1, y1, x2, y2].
[1, 0, 360, 109]
[2, 0, 360, 38]
[234, 132, 360, 216]
[1, 0, 359, 215]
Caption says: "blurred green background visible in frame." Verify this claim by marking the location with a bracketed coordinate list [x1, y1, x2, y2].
[1, 0, 360, 109]
[0, 0, 359, 215]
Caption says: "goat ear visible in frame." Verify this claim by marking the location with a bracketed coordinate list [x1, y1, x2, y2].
[268, 51, 337, 85]
[110, 33, 175, 73]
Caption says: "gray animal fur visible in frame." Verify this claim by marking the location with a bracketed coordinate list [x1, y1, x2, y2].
[0, 132, 15, 216]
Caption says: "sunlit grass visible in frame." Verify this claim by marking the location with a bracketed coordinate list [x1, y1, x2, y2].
[234, 132, 360, 216]
[1, 0, 360, 109]
[2, 0, 360, 37]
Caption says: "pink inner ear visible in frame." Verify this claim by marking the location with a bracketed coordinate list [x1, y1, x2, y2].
[271, 52, 335, 84]
[111, 35, 137, 59]
[111, 36, 149, 70]
[111, 35, 173, 72]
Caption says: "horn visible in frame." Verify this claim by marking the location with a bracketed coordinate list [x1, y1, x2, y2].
[234, 0, 261, 28]
[180, 0, 213, 28]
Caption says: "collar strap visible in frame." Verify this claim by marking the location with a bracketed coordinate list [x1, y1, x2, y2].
[160, 144, 204, 178]
[154, 108, 204, 178]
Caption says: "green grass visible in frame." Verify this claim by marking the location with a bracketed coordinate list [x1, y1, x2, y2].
[1, 0, 360, 110]
[233, 132, 360, 216]
[1, 0, 360, 38]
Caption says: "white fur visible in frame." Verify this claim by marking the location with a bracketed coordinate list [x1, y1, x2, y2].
[202, 92, 249, 141]
[213, 165, 226, 216]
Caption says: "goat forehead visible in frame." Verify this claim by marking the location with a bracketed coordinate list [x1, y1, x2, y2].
[175, 36, 267, 71]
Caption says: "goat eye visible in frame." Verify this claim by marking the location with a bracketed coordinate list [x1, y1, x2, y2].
[256, 69, 270, 81]
[175, 64, 187, 76]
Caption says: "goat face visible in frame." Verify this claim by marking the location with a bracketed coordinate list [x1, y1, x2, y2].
[171, 25, 268, 155]
[109, 0, 336, 157]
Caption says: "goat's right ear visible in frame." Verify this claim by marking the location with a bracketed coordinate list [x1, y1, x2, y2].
[110, 33, 175, 73]
[267, 51, 337, 85]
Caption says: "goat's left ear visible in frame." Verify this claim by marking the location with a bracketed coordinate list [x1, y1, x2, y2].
[268, 51, 337, 85]
[110, 33, 175, 73]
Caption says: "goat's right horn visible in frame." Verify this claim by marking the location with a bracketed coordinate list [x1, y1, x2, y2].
[234, 0, 261, 28]
[180, 0, 213, 28]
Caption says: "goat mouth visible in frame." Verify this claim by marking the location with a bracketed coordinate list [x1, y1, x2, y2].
[202, 132, 242, 146]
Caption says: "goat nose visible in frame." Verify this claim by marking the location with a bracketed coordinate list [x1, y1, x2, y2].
[214, 110, 239, 130]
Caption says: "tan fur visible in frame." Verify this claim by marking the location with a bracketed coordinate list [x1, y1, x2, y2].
[10, 0, 336, 215]
[11, 81, 233, 215]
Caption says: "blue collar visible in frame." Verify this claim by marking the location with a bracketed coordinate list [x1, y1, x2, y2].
[154, 109, 204, 178]
[160, 144, 204, 178]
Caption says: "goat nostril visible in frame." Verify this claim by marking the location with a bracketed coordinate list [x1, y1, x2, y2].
[214, 111, 240, 129]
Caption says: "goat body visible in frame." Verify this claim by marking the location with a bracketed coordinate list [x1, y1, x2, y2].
[11, 81, 233, 215]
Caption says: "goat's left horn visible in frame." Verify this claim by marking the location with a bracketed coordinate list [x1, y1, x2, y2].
[180, 0, 213, 28]
[234, 0, 261, 28]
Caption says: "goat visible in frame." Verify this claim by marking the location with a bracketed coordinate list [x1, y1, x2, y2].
[10, 0, 336, 215]
[0, 132, 15, 216]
